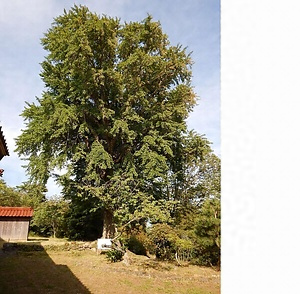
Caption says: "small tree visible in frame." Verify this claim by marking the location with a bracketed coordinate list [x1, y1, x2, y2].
[194, 198, 220, 266]
[32, 196, 69, 238]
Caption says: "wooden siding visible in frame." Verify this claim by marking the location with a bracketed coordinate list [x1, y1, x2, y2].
[0, 218, 30, 241]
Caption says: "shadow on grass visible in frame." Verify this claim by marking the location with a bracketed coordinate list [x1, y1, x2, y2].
[0, 241, 91, 294]
[27, 237, 49, 242]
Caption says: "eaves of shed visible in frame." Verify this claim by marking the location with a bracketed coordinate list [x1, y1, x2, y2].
[0, 207, 34, 241]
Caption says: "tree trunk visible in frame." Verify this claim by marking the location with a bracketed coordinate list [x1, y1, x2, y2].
[102, 209, 116, 239]
[53, 221, 56, 239]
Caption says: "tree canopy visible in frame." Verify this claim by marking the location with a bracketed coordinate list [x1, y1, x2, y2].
[15, 5, 213, 238]
[0, 180, 45, 208]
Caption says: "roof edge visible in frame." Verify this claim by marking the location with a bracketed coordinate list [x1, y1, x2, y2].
[0, 206, 33, 217]
[0, 126, 9, 159]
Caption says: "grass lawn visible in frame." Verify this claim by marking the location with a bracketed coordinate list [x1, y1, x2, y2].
[0, 239, 220, 294]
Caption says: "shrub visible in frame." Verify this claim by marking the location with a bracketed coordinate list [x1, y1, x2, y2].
[106, 249, 124, 262]
[147, 223, 178, 260]
[126, 235, 147, 255]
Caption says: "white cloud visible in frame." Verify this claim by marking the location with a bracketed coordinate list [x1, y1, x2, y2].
[0, 1, 58, 42]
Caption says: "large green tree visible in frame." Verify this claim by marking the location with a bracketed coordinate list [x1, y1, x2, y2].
[16, 5, 210, 238]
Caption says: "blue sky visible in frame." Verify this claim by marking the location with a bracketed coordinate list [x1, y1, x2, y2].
[0, 0, 220, 196]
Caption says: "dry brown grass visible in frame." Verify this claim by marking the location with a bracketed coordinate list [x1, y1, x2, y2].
[0, 240, 220, 294]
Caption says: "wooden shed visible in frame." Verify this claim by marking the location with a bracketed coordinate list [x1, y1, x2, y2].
[0, 207, 33, 241]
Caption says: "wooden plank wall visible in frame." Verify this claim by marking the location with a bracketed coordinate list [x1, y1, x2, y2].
[0, 220, 30, 241]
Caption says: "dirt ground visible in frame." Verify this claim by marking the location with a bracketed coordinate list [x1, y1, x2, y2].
[0, 239, 220, 294]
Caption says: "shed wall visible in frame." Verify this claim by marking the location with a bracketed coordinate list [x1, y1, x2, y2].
[0, 219, 30, 241]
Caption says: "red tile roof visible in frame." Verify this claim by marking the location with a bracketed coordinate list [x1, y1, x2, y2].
[0, 207, 33, 217]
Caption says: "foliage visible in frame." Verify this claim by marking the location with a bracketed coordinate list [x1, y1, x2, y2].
[31, 196, 69, 238]
[16, 182, 47, 208]
[146, 196, 220, 266]
[125, 233, 148, 256]
[194, 198, 221, 266]
[195, 153, 221, 201]
[106, 249, 124, 262]
[177, 146, 220, 209]
[15, 5, 211, 238]
[147, 223, 178, 260]
[0, 179, 24, 206]
[0, 179, 43, 207]
[147, 223, 195, 262]
[64, 198, 103, 240]
[146, 152, 220, 265]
